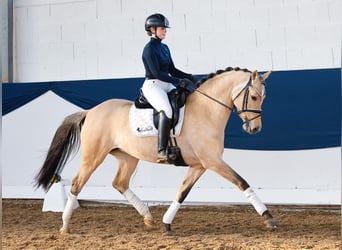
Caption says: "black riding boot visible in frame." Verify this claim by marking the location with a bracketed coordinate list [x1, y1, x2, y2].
[157, 111, 175, 162]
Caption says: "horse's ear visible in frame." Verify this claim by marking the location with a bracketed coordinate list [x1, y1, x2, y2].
[252, 70, 258, 81]
[262, 70, 272, 80]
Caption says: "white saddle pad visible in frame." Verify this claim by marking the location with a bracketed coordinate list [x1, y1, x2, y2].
[129, 105, 185, 137]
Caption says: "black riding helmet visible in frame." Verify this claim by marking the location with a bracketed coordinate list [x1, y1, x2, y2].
[145, 13, 170, 32]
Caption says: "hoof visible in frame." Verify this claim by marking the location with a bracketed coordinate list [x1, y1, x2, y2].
[60, 226, 70, 234]
[264, 218, 278, 230]
[163, 223, 173, 236]
[144, 217, 157, 228]
[164, 230, 173, 236]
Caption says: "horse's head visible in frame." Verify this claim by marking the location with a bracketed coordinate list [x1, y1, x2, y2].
[232, 70, 271, 135]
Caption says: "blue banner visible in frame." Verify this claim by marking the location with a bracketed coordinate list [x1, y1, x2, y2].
[3, 68, 341, 150]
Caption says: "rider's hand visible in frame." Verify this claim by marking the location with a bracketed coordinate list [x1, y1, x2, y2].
[179, 78, 192, 89]
[189, 75, 198, 84]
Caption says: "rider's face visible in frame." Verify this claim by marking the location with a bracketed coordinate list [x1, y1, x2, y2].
[151, 27, 167, 40]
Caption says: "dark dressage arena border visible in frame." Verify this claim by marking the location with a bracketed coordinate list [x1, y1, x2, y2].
[2, 200, 340, 249]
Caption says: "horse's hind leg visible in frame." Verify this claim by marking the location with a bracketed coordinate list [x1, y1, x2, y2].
[163, 166, 206, 236]
[60, 139, 111, 234]
[111, 150, 156, 228]
[60, 160, 103, 234]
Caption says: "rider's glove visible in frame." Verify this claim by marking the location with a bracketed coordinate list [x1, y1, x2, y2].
[189, 75, 198, 84]
[179, 78, 192, 89]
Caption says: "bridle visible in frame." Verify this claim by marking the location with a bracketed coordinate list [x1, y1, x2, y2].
[194, 76, 265, 124]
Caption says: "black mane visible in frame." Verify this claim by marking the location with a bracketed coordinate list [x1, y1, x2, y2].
[196, 67, 251, 88]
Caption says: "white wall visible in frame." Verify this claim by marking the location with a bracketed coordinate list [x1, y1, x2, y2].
[4, 0, 341, 205]
[3, 92, 340, 205]
[12, 0, 342, 82]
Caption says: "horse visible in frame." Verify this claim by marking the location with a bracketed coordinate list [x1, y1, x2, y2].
[35, 67, 277, 236]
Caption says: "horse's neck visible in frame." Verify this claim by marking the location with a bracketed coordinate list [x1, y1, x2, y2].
[187, 74, 237, 130]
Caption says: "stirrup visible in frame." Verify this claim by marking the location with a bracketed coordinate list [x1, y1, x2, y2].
[157, 151, 168, 163]
[157, 150, 177, 163]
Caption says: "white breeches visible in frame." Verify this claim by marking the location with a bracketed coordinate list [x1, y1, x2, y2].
[141, 79, 176, 119]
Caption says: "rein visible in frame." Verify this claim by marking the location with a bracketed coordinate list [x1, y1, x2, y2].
[194, 76, 264, 123]
[194, 88, 234, 111]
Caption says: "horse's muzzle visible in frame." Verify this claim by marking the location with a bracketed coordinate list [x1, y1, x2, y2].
[243, 123, 261, 135]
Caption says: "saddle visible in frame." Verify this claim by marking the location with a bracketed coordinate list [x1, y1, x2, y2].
[134, 87, 187, 129]
[134, 87, 189, 166]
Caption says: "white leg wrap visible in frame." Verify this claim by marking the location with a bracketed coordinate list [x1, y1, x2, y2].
[123, 189, 151, 218]
[62, 193, 77, 227]
[163, 200, 181, 224]
[243, 187, 267, 216]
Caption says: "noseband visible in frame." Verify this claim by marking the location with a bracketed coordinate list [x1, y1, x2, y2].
[195, 76, 265, 123]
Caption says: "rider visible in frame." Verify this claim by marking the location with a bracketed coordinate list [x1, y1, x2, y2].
[141, 13, 196, 163]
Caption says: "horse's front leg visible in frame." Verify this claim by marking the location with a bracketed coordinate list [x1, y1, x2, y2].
[163, 166, 206, 236]
[243, 187, 277, 229]
[208, 159, 277, 230]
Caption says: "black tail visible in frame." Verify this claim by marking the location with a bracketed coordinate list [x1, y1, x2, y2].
[35, 111, 87, 192]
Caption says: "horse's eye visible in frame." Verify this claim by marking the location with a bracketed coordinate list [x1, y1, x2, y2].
[251, 95, 257, 101]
